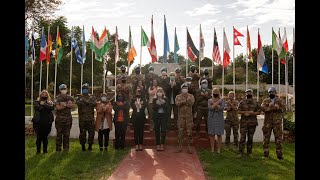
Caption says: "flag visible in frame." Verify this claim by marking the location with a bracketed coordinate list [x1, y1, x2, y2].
[31, 28, 35, 62]
[128, 26, 137, 66]
[279, 28, 288, 64]
[149, 15, 157, 63]
[199, 24, 205, 61]
[174, 27, 180, 63]
[98, 27, 110, 58]
[163, 15, 170, 63]
[278, 29, 285, 64]
[141, 27, 149, 46]
[55, 27, 63, 64]
[46, 34, 52, 64]
[25, 34, 28, 63]
[71, 30, 83, 64]
[223, 29, 231, 68]
[40, 29, 47, 61]
[272, 29, 282, 56]
[82, 25, 86, 63]
[212, 28, 221, 65]
[90, 26, 102, 62]
[257, 30, 268, 74]
[234, 27, 244, 46]
[247, 26, 253, 63]
[115, 26, 119, 63]
[187, 28, 198, 61]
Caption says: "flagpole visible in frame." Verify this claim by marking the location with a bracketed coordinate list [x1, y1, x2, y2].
[186, 27, 188, 77]
[39, 27, 44, 95]
[199, 24, 201, 72]
[115, 26, 118, 99]
[31, 27, 34, 117]
[103, 55, 106, 93]
[232, 26, 236, 96]
[293, 28, 295, 109]
[278, 28, 281, 94]
[128, 26, 131, 76]
[92, 49, 94, 94]
[222, 27, 225, 98]
[54, 26, 59, 99]
[285, 55, 288, 107]
[257, 28, 260, 102]
[70, 26, 73, 96]
[246, 26, 248, 91]
[46, 26, 50, 90]
[81, 64, 83, 93]
[271, 27, 274, 87]
[140, 26, 142, 70]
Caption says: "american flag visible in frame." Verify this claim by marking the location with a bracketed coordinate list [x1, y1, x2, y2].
[212, 28, 221, 64]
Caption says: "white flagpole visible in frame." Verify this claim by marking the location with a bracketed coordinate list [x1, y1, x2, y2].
[272, 27, 274, 86]
[81, 64, 83, 93]
[103, 55, 106, 93]
[293, 28, 295, 108]
[92, 49, 94, 94]
[257, 28, 260, 102]
[46, 26, 50, 90]
[54, 26, 59, 99]
[222, 27, 225, 98]
[186, 27, 188, 77]
[278, 28, 281, 94]
[246, 26, 248, 91]
[285, 28, 288, 108]
[70, 26, 73, 96]
[140, 26, 142, 71]
[115, 26, 118, 98]
[199, 24, 201, 72]
[39, 27, 44, 95]
[232, 26, 236, 97]
[31, 27, 34, 117]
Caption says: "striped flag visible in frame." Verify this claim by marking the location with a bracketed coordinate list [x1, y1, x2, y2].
[46, 34, 52, 64]
[40, 29, 47, 61]
[82, 25, 86, 63]
[247, 26, 253, 62]
[212, 28, 221, 65]
[148, 15, 157, 63]
[55, 27, 63, 64]
[115, 26, 119, 63]
[257, 30, 268, 74]
[25, 34, 28, 62]
[31, 28, 35, 62]
[72, 31, 83, 64]
[187, 28, 198, 61]
[199, 24, 205, 61]
[128, 26, 137, 66]
[223, 29, 231, 67]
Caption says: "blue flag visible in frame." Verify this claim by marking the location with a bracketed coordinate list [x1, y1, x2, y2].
[72, 31, 83, 64]
[163, 15, 170, 63]
[174, 27, 179, 63]
[25, 34, 28, 63]
[82, 25, 86, 63]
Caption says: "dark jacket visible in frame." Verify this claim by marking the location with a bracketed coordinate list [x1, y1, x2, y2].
[33, 100, 54, 135]
[152, 97, 169, 119]
[130, 98, 147, 125]
[113, 100, 130, 124]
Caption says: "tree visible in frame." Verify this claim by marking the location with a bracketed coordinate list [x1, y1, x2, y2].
[158, 52, 186, 64]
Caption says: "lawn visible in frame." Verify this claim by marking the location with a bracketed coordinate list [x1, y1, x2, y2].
[25, 136, 130, 180]
[197, 143, 295, 180]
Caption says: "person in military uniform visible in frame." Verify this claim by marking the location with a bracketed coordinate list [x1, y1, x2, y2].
[194, 79, 211, 137]
[116, 75, 132, 103]
[185, 76, 192, 89]
[145, 66, 158, 90]
[188, 65, 200, 96]
[129, 65, 144, 85]
[75, 83, 96, 151]
[175, 83, 195, 154]
[237, 89, 262, 158]
[158, 67, 170, 97]
[116, 65, 128, 85]
[199, 68, 213, 90]
[54, 84, 75, 152]
[224, 91, 240, 149]
[261, 86, 285, 160]
[175, 67, 185, 84]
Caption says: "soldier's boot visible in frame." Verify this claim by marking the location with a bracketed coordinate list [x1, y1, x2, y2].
[263, 149, 269, 158]
[82, 144, 86, 151]
[88, 144, 93, 151]
[277, 150, 283, 160]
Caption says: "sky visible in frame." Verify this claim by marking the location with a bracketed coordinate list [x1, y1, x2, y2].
[54, 0, 295, 72]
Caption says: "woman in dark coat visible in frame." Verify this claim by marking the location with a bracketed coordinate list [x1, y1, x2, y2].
[32, 90, 54, 154]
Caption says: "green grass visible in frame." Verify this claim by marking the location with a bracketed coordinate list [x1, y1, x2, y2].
[25, 136, 130, 180]
[197, 143, 295, 180]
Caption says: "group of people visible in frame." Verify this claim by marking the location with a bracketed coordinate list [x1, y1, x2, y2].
[32, 64, 285, 160]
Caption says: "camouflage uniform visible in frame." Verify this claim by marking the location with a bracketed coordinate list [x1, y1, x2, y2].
[54, 94, 74, 152]
[116, 73, 128, 85]
[261, 96, 285, 158]
[200, 75, 213, 90]
[175, 91, 195, 147]
[145, 72, 158, 91]
[225, 98, 240, 147]
[195, 87, 211, 135]
[75, 94, 96, 148]
[116, 82, 132, 103]
[189, 71, 200, 116]
[129, 73, 145, 85]
[238, 97, 261, 155]
[159, 76, 170, 97]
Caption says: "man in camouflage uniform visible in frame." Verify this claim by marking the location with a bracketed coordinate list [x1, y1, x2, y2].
[116, 65, 127, 85]
[75, 83, 96, 151]
[199, 68, 213, 90]
[175, 83, 195, 154]
[145, 66, 158, 90]
[237, 89, 261, 158]
[129, 66, 144, 85]
[158, 67, 170, 97]
[54, 84, 75, 152]
[175, 68, 185, 85]
[188, 65, 200, 117]
[116, 76, 132, 103]
[261, 86, 285, 160]
[224, 91, 240, 149]
[194, 79, 211, 137]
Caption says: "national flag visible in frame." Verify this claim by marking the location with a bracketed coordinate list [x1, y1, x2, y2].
[163, 15, 170, 63]
[187, 28, 198, 61]
[141, 27, 149, 46]
[212, 28, 221, 65]
[82, 25, 86, 63]
[272, 29, 282, 56]
[279, 28, 288, 64]
[128, 26, 137, 66]
[46, 34, 52, 64]
[115, 26, 119, 63]
[257, 30, 268, 74]
[278, 29, 286, 64]
[148, 15, 157, 63]
[223, 29, 231, 67]
[174, 27, 180, 63]
[247, 26, 253, 63]
[71, 30, 83, 64]
[199, 24, 205, 61]
[40, 29, 47, 61]
[90, 26, 102, 62]
[234, 27, 244, 46]
[55, 27, 63, 64]
[98, 27, 110, 58]
[31, 28, 36, 62]
[25, 34, 28, 63]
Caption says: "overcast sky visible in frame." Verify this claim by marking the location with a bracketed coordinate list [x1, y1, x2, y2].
[54, 0, 295, 72]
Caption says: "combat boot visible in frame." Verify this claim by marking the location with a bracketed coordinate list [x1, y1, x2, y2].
[82, 144, 86, 151]
[88, 144, 93, 151]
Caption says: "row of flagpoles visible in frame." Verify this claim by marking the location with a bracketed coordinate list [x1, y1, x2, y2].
[25, 15, 295, 117]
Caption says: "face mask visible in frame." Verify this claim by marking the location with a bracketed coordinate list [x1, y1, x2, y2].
[204, 72, 209, 76]
[121, 70, 126, 73]
[213, 94, 219, 98]
[122, 80, 126, 83]
[170, 76, 175, 81]
[186, 82, 191, 86]
[117, 97, 124, 101]
[135, 69, 140, 74]
[82, 89, 89, 94]
[101, 97, 107, 102]
[157, 93, 162, 97]
[201, 84, 208, 89]
[60, 90, 67, 95]
[149, 70, 154, 74]
[269, 94, 275, 99]
[181, 89, 188, 93]
[191, 69, 195, 73]
[246, 94, 252, 99]
[41, 96, 48, 100]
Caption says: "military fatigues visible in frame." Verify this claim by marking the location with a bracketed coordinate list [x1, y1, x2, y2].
[116, 83, 132, 102]
[200, 75, 213, 90]
[145, 73, 158, 90]
[195, 88, 212, 135]
[128, 74, 144, 85]
[54, 94, 74, 152]
[75, 94, 96, 146]
[238, 98, 261, 155]
[224, 99, 240, 147]
[175, 93, 195, 147]
[189, 72, 200, 115]
[116, 73, 128, 85]
[261, 97, 285, 158]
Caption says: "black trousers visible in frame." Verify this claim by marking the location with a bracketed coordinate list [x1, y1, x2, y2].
[34, 124, 52, 153]
[114, 122, 127, 149]
[154, 113, 167, 145]
[134, 118, 145, 145]
[98, 128, 110, 148]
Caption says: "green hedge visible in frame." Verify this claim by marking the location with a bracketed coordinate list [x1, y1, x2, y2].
[283, 111, 295, 134]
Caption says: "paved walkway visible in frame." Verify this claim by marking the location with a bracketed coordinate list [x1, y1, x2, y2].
[106, 146, 206, 180]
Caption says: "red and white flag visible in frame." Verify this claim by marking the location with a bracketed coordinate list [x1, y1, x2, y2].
[234, 27, 244, 46]
[223, 29, 231, 67]
[148, 15, 157, 63]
